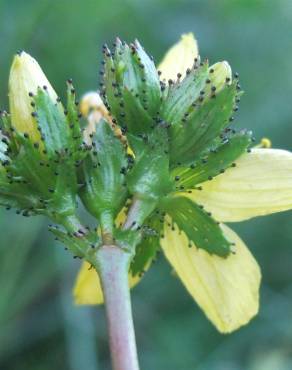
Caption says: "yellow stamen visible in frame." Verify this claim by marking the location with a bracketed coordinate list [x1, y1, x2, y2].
[255, 137, 272, 149]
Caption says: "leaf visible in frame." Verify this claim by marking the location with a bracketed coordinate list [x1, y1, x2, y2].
[161, 195, 232, 257]
[171, 130, 252, 189]
[130, 215, 162, 276]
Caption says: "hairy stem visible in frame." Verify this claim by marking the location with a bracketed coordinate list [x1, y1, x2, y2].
[96, 245, 140, 370]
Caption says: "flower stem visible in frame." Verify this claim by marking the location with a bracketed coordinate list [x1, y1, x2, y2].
[96, 245, 140, 370]
[123, 195, 157, 230]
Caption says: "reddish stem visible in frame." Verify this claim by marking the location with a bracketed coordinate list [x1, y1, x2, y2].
[96, 245, 140, 370]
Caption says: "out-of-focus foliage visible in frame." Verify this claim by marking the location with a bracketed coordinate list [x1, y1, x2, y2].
[1, 0, 292, 369]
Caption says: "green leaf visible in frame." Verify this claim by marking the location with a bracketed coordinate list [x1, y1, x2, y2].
[171, 130, 252, 189]
[161, 195, 232, 257]
[79, 120, 128, 230]
[130, 215, 162, 276]
[169, 83, 239, 165]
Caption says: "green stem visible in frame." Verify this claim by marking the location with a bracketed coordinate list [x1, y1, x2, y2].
[95, 245, 140, 370]
[123, 195, 157, 230]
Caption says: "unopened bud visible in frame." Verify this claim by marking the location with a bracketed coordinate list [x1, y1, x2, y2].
[8, 51, 57, 142]
[208, 61, 232, 93]
[80, 91, 111, 144]
[80, 91, 107, 117]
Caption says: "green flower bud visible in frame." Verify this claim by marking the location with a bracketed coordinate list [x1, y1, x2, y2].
[0, 38, 253, 269]
[102, 39, 161, 134]
[2, 52, 87, 223]
[9, 51, 57, 142]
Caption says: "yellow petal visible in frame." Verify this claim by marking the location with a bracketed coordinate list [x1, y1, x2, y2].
[161, 220, 261, 333]
[9, 51, 57, 142]
[79, 91, 106, 117]
[158, 33, 198, 81]
[185, 148, 292, 222]
[80, 91, 112, 145]
[208, 61, 232, 92]
[74, 261, 142, 305]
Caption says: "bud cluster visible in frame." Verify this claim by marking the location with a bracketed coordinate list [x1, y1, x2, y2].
[0, 41, 252, 271]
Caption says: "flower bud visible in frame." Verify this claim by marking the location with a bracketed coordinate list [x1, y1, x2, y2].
[8, 51, 58, 142]
[81, 91, 127, 147]
[80, 91, 108, 117]
[102, 39, 161, 134]
[208, 61, 232, 93]
[81, 91, 111, 144]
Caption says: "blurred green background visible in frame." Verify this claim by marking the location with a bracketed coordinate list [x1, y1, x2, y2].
[1, 0, 292, 369]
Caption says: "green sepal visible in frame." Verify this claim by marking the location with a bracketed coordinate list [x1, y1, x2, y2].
[6, 133, 78, 217]
[48, 161, 78, 217]
[126, 126, 173, 200]
[0, 180, 40, 213]
[102, 39, 161, 134]
[119, 89, 154, 133]
[0, 111, 11, 132]
[0, 112, 18, 153]
[133, 40, 161, 105]
[0, 132, 10, 163]
[160, 62, 209, 128]
[169, 83, 239, 166]
[113, 228, 142, 253]
[130, 215, 162, 277]
[0, 133, 41, 212]
[65, 80, 87, 161]
[172, 130, 252, 189]
[8, 134, 54, 195]
[79, 120, 128, 231]
[33, 88, 71, 158]
[49, 225, 101, 263]
[161, 195, 232, 257]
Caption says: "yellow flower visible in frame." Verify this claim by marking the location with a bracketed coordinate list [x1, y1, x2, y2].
[74, 34, 292, 333]
[9, 51, 58, 142]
